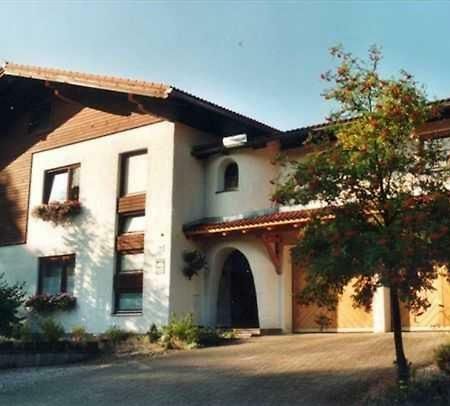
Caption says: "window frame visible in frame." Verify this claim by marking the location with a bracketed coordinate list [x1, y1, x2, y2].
[43, 163, 80, 204]
[37, 254, 76, 295]
[118, 211, 146, 235]
[119, 149, 148, 197]
[114, 249, 144, 314]
[223, 162, 239, 192]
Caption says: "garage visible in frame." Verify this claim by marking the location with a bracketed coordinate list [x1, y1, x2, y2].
[401, 267, 450, 331]
[292, 264, 373, 332]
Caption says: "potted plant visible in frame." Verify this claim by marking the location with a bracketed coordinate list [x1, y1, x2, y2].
[182, 250, 207, 280]
[32, 200, 82, 225]
[25, 293, 77, 313]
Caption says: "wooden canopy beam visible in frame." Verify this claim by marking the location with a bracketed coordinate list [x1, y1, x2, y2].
[261, 233, 282, 275]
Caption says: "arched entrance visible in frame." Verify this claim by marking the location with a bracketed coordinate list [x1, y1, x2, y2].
[216, 250, 259, 328]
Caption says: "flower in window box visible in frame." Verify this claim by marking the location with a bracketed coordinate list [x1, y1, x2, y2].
[25, 293, 77, 313]
[32, 200, 82, 225]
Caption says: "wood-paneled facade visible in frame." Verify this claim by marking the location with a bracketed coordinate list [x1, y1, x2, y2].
[0, 96, 160, 246]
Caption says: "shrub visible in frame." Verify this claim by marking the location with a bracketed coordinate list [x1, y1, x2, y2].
[435, 342, 450, 375]
[161, 314, 199, 349]
[367, 375, 450, 405]
[11, 322, 33, 342]
[71, 325, 89, 343]
[103, 326, 131, 345]
[40, 318, 65, 344]
[0, 273, 26, 337]
[32, 200, 82, 225]
[147, 323, 161, 343]
[197, 327, 222, 347]
[25, 293, 77, 313]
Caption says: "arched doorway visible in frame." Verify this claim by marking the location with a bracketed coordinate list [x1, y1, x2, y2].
[216, 250, 259, 328]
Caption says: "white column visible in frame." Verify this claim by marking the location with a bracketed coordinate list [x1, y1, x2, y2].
[373, 286, 391, 333]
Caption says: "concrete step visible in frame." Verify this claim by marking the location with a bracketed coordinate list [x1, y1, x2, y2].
[232, 328, 261, 338]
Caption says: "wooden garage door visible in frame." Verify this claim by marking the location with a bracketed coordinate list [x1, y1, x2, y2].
[401, 266, 450, 330]
[292, 264, 373, 332]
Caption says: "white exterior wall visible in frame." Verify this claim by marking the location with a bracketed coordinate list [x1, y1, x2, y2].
[168, 124, 215, 321]
[205, 143, 278, 218]
[0, 121, 177, 334]
[201, 237, 291, 332]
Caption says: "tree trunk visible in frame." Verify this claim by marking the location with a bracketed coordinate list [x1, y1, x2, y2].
[390, 287, 410, 384]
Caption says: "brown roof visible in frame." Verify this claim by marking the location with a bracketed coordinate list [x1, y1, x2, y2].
[184, 209, 316, 237]
[0, 62, 171, 98]
[0, 61, 278, 136]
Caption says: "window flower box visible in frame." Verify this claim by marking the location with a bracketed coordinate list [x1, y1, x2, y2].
[32, 200, 81, 225]
[25, 293, 77, 313]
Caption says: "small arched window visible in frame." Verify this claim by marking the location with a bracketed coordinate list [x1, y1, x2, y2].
[224, 162, 239, 191]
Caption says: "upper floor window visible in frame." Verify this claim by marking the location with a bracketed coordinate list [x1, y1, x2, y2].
[43, 164, 80, 204]
[38, 254, 75, 295]
[121, 150, 148, 196]
[28, 101, 51, 135]
[119, 212, 146, 234]
[224, 162, 239, 191]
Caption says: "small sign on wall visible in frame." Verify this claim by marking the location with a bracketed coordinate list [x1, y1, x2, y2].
[155, 258, 165, 275]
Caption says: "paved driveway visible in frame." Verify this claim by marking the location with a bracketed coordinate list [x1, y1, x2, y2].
[0, 332, 449, 406]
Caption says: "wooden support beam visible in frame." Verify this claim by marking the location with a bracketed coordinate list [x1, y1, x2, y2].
[261, 233, 282, 275]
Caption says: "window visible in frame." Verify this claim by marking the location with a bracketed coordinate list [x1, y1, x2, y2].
[120, 213, 146, 234]
[28, 101, 51, 135]
[115, 251, 143, 312]
[43, 164, 80, 204]
[38, 255, 75, 295]
[224, 162, 239, 191]
[121, 150, 148, 196]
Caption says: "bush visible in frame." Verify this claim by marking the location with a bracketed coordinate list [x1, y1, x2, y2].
[11, 322, 33, 342]
[25, 293, 77, 313]
[435, 342, 450, 375]
[40, 318, 65, 344]
[197, 327, 222, 347]
[147, 323, 161, 343]
[158, 316, 238, 349]
[367, 375, 450, 405]
[0, 273, 26, 337]
[161, 314, 199, 349]
[103, 326, 131, 345]
[71, 325, 89, 343]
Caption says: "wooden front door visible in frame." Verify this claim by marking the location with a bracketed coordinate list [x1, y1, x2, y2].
[292, 264, 373, 332]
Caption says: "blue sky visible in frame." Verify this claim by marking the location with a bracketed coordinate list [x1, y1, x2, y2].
[1, 1, 450, 130]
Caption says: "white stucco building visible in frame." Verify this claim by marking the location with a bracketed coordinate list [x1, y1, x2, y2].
[0, 63, 449, 335]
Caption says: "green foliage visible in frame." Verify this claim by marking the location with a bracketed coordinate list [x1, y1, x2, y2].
[367, 375, 450, 405]
[32, 200, 82, 225]
[103, 326, 132, 345]
[274, 45, 450, 383]
[25, 293, 77, 313]
[39, 318, 65, 343]
[159, 315, 231, 349]
[435, 341, 450, 375]
[0, 273, 26, 337]
[182, 250, 207, 280]
[71, 325, 89, 343]
[161, 314, 199, 349]
[11, 321, 33, 342]
[147, 323, 162, 343]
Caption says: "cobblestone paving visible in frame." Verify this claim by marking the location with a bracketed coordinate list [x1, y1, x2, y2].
[0, 332, 449, 406]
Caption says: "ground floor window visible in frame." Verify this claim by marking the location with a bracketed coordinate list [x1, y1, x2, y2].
[115, 251, 143, 313]
[38, 254, 75, 295]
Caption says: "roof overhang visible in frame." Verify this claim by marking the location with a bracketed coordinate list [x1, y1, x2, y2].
[183, 207, 319, 238]
[0, 61, 280, 139]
